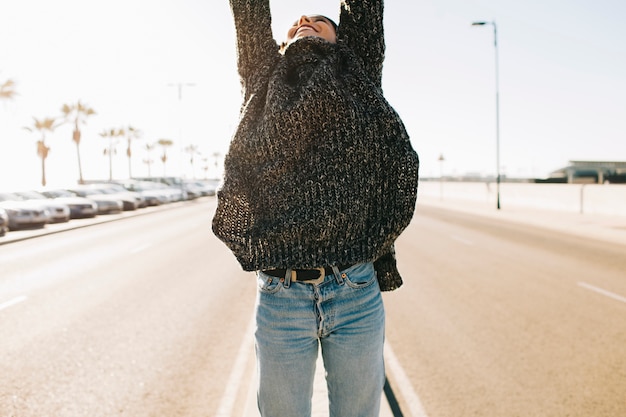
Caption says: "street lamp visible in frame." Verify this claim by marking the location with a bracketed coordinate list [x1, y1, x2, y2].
[438, 153, 445, 200]
[472, 20, 501, 210]
[168, 82, 196, 177]
[168, 82, 197, 101]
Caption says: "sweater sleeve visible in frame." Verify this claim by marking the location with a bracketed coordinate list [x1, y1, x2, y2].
[337, 0, 385, 86]
[229, 0, 279, 100]
[374, 245, 404, 291]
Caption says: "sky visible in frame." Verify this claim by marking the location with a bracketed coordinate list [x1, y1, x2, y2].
[1, 0, 625, 189]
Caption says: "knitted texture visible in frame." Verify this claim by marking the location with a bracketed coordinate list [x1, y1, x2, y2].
[213, 0, 419, 291]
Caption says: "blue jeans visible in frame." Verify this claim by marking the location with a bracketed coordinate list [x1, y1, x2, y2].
[255, 262, 385, 417]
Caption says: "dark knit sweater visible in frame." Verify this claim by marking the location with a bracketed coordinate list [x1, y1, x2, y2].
[212, 0, 419, 291]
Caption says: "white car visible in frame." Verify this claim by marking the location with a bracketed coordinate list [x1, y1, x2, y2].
[61, 188, 123, 215]
[0, 192, 49, 230]
[14, 190, 71, 223]
[69, 184, 141, 211]
[39, 189, 98, 219]
[0, 207, 8, 236]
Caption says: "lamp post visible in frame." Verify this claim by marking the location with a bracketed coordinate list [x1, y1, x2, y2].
[472, 20, 501, 210]
[168, 82, 196, 177]
[438, 153, 445, 200]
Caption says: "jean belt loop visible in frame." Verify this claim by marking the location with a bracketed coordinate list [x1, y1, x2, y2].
[331, 265, 344, 285]
[283, 268, 292, 288]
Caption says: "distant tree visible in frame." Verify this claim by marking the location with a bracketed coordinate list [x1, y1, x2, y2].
[0, 79, 17, 101]
[184, 144, 200, 179]
[201, 157, 209, 179]
[120, 125, 142, 178]
[157, 138, 174, 176]
[143, 143, 156, 177]
[61, 101, 96, 184]
[23, 117, 60, 186]
[99, 128, 123, 180]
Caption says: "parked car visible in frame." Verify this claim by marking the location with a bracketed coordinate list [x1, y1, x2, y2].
[203, 179, 221, 196]
[152, 181, 186, 202]
[129, 178, 186, 202]
[86, 183, 147, 209]
[39, 189, 98, 219]
[132, 176, 189, 200]
[184, 179, 219, 197]
[0, 208, 8, 236]
[0, 192, 49, 230]
[73, 184, 141, 211]
[183, 180, 210, 197]
[112, 180, 167, 206]
[14, 190, 71, 223]
[61, 187, 123, 214]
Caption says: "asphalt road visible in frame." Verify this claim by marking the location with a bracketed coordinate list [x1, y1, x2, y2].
[1, 200, 255, 417]
[387, 204, 626, 417]
[1, 199, 625, 416]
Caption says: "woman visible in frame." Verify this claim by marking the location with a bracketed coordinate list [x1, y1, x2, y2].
[213, 1, 419, 416]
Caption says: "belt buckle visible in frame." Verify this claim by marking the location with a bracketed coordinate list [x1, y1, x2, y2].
[292, 267, 326, 284]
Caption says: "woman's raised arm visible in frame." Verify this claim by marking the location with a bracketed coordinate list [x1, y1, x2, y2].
[229, 0, 278, 93]
[337, 0, 385, 86]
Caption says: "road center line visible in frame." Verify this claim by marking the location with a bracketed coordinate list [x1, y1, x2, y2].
[578, 282, 626, 304]
[384, 342, 429, 417]
[0, 295, 28, 312]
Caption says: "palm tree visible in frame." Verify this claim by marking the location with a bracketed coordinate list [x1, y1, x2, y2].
[120, 125, 142, 178]
[99, 128, 123, 180]
[23, 117, 60, 186]
[60, 101, 96, 184]
[184, 144, 200, 179]
[0, 79, 17, 101]
[157, 138, 174, 176]
[201, 157, 209, 179]
[143, 143, 156, 177]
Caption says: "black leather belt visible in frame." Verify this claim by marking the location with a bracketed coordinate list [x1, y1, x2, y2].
[263, 264, 352, 283]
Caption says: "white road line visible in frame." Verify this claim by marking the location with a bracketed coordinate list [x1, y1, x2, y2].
[215, 314, 255, 417]
[578, 282, 626, 304]
[0, 295, 28, 312]
[384, 342, 429, 417]
[451, 235, 474, 245]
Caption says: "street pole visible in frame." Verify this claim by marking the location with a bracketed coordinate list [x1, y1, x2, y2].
[168, 82, 196, 178]
[438, 153, 445, 200]
[168, 82, 196, 101]
[472, 21, 501, 210]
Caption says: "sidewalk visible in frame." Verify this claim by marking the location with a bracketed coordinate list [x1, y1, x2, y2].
[416, 196, 626, 246]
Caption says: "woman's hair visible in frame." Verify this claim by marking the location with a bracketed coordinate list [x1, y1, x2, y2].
[320, 15, 338, 32]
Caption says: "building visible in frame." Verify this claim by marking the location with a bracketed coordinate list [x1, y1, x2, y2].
[538, 160, 626, 184]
